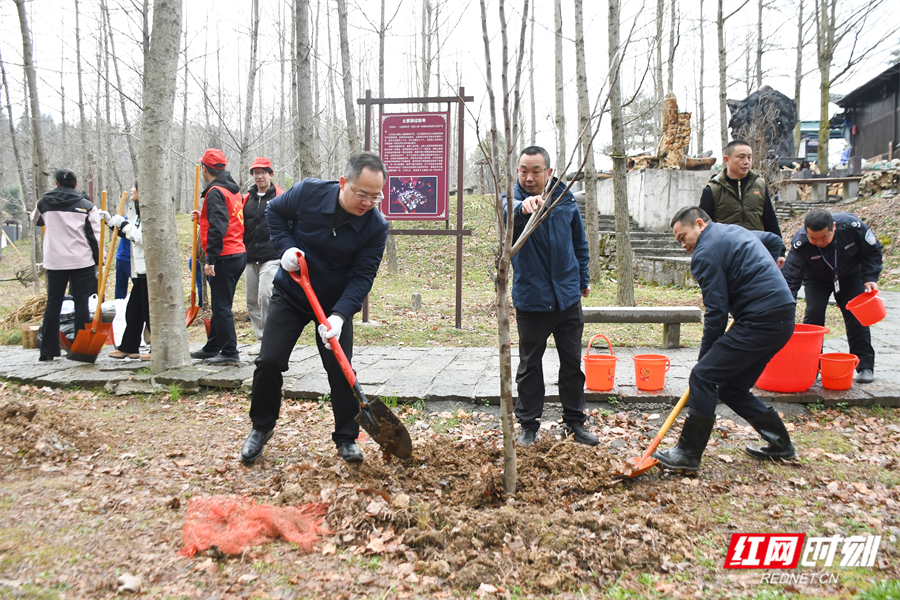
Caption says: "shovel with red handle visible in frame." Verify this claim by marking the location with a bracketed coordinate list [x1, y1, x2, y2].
[288, 252, 412, 460]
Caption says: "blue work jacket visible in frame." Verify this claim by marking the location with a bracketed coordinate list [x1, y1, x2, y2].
[503, 179, 590, 312]
[267, 178, 388, 319]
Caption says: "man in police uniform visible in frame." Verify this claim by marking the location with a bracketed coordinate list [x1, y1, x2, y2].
[782, 209, 883, 383]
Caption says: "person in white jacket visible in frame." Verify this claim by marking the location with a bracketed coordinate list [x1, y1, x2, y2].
[101, 186, 150, 360]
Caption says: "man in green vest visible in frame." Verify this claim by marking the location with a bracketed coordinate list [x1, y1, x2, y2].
[699, 140, 784, 265]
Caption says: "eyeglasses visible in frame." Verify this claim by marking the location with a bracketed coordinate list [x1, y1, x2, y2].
[347, 182, 383, 203]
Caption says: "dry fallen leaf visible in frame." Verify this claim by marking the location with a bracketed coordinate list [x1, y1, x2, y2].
[717, 455, 733, 463]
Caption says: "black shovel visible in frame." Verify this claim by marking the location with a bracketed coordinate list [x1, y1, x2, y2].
[289, 253, 413, 460]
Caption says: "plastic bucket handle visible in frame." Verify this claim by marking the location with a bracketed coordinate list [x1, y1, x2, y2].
[818, 354, 859, 375]
[586, 334, 614, 358]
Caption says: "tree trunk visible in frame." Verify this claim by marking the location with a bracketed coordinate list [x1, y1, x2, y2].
[793, 1, 804, 157]
[815, 0, 832, 169]
[479, 0, 517, 496]
[337, 0, 359, 153]
[698, 0, 705, 154]
[379, 0, 399, 276]
[175, 24, 190, 213]
[756, 0, 764, 89]
[239, 0, 261, 190]
[15, 0, 48, 203]
[0, 47, 37, 291]
[140, 0, 190, 373]
[102, 0, 139, 180]
[666, 0, 678, 95]
[717, 0, 728, 151]
[655, 0, 664, 144]
[554, 0, 565, 170]
[574, 0, 600, 281]
[75, 0, 92, 184]
[529, 0, 536, 146]
[609, 0, 635, 307]
[297, 0, 318, 177]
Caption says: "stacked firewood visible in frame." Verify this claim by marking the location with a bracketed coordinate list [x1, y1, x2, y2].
[657, 94, 692, 169]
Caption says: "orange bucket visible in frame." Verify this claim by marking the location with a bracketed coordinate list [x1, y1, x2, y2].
[633, 354, 670, 391]
[583, 334, 617, 391]
[756, 324, 829, 392]
[845, 290, 886, 327]
[819, 353, 859, 390]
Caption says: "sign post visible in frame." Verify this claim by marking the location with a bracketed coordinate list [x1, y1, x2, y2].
[358, 88, 474, 329]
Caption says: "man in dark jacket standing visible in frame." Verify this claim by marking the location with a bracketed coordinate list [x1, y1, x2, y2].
[505, 146, 597, 447]
[30, 168, 100, 362]
[653, 207, 797, 472]
[782, 209, 883, 383]
[243, 157, 284, 355]
[240, 152, 389, 465]
[190, 148, 247, 366]
[699, 140, 783, 262]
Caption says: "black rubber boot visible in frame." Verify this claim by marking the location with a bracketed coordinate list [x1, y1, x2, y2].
[652, 409, 716, 472]
[744, 408, 796, 460]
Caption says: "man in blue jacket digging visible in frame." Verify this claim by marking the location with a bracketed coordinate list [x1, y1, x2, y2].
[505, 146, 598, 447]
[653, 206, 797, 472]
[240, 152, 389, 465]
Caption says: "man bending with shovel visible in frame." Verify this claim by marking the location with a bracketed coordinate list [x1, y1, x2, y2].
[241, 152, 389, 465]
[653, 207, 797, 472]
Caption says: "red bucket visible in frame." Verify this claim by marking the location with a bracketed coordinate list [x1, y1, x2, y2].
[819, 353, 859, 390]
[756, 324, 829, 392]
[846, 290, 886, 327]
[633, 354, 670, 391]
[583, 334, 617, 391]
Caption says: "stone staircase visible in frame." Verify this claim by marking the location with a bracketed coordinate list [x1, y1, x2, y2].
[773, 198, 834, 221]
[593, 214, 696, 287]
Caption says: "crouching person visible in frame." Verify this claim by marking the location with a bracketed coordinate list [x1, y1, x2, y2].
[653, 207, 797, 472]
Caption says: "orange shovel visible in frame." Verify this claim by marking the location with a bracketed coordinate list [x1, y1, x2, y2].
[66, 191, 128, 363]
[186, 165, 201, 327]
[619, 320, 733, 479]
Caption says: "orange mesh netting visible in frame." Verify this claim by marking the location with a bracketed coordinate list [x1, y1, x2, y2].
[179, 496, 329, 557]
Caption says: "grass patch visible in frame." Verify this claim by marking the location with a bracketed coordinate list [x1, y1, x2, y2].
[856, 578, 900, 600]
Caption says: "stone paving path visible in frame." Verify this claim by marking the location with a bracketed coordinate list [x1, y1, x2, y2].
[1, 291, 897, 408]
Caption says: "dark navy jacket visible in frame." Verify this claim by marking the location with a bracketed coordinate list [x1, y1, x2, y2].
[267, 178, 388, 319]
[691, 222, 795, 358]
[503, 179, 589, 312]
[782, 212, 883, 297]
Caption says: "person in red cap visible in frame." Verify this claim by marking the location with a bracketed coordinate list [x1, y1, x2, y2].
[243, 157, 284, 355]
[190, 148, 246, 365]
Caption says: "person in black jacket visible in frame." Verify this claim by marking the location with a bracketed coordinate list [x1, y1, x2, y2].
[699, 141, 783, 255]
[189, 149, 247, 366]
[240, 152, 389, 466]
[653, 206, 797, 472]
[781, 209, 883, 384]
[243, 157, 284, 356]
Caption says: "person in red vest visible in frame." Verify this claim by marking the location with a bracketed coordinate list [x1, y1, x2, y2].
[243, 157, 284, 356]
[190, 148, 246, 365]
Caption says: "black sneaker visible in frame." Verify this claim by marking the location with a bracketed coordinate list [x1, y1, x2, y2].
[563, 421, 599, 446]
[190, 348, 218, 359]
[517, 428, 538, 446]
[206, 353, 241, 366]
[338, 442, 364, 463]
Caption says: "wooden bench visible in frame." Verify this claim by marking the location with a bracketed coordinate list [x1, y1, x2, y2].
[783, 176, 863, 203]
[583, 306, 703, 349]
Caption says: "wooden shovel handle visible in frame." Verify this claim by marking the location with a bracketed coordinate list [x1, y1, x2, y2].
[91, 191, 128, 331]
[190, 165, 200, 300]
[98, 191, 106, 297]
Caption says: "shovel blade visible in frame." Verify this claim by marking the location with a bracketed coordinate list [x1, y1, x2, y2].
[67, 323, 113, 363]
[623, 455, 659, 478]
[185, 306, 199, 327]
[355, 399, 413, 460]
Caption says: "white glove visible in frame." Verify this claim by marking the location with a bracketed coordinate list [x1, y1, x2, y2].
[281, 247, 304, 272]
[99, 210, 111, 221]
[317, 315, 344, 350]
[106, 214, 126, 229]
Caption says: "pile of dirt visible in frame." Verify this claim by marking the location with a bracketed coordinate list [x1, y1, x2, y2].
[781, 195, 900, 244]
[268, 435, 701, 591]
[0, 396, 108, 464]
